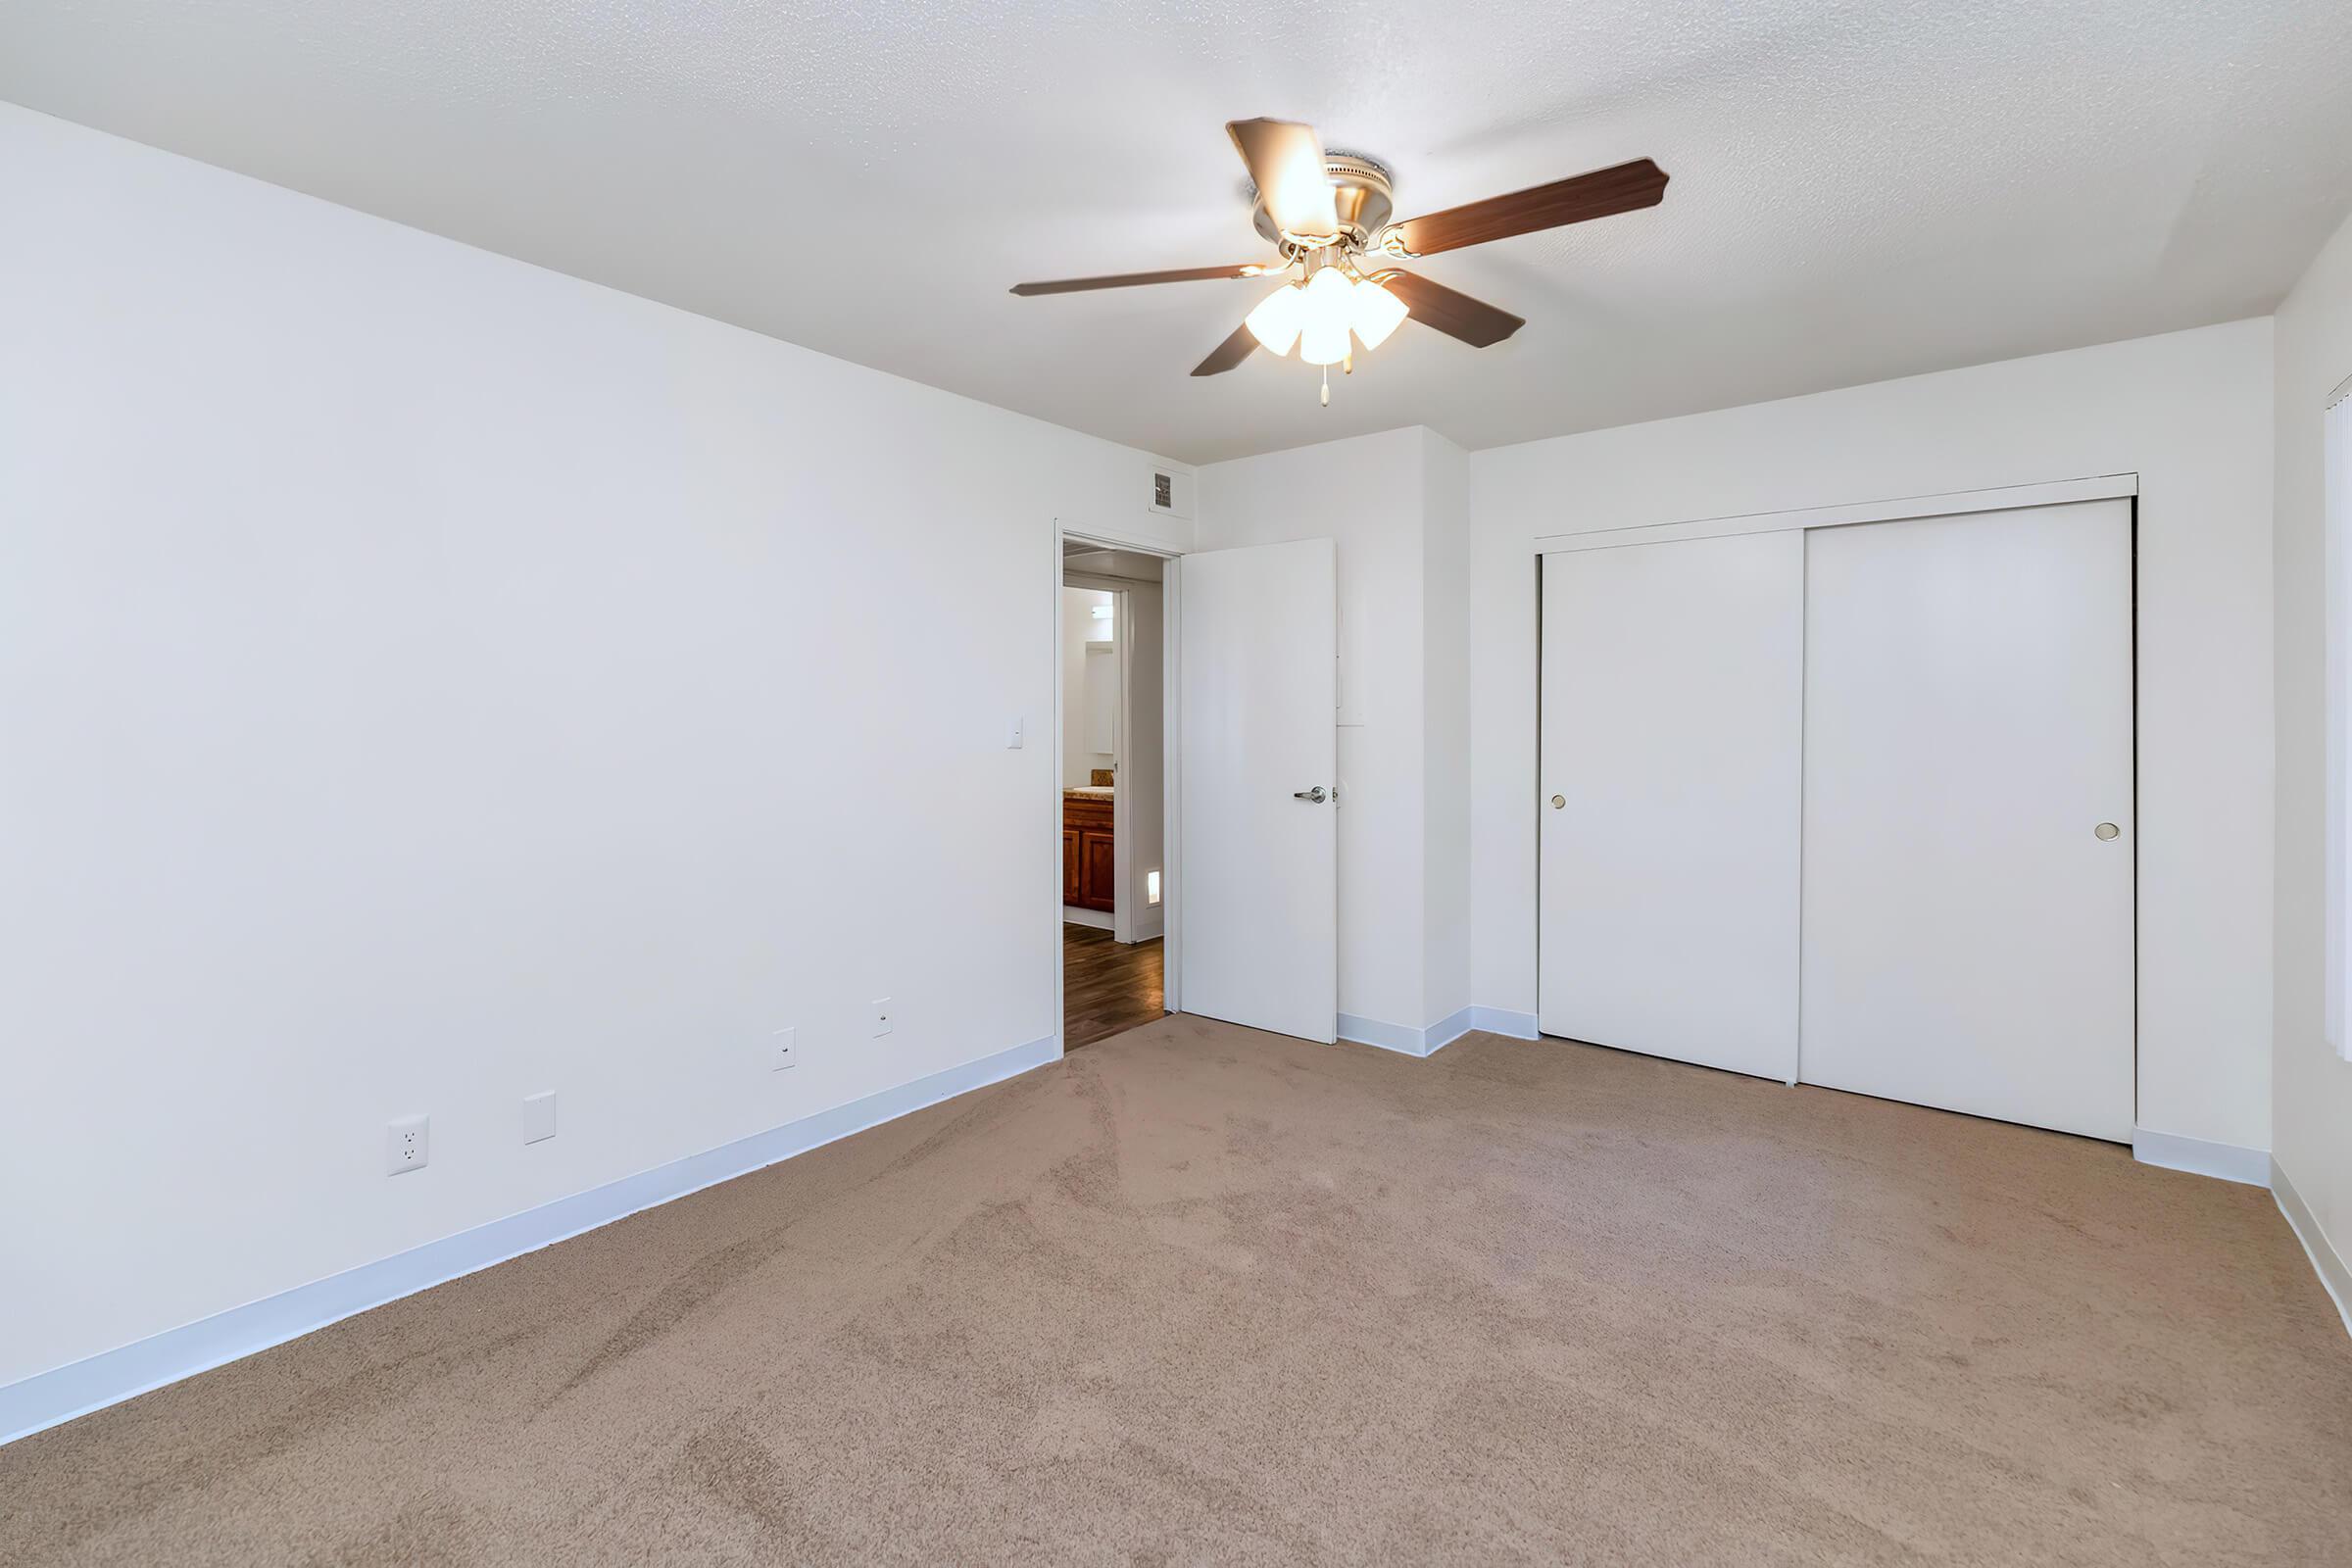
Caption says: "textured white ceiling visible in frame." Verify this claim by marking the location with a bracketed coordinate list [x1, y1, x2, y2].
[5, 2, 2349, 464]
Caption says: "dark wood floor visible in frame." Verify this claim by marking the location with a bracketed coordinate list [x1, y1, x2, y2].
[1063, 923, 1165, 1050]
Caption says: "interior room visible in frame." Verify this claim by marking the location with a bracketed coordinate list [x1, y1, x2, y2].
[5, 2, 2352, 1561]
[1060, 585, 1120, 933]
[1059, 543, 1170, 1050]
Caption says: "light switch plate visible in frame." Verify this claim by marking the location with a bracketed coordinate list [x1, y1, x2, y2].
[870, 998, 894, 1037]
[386, 1114, 429, 1176]
[772, 1026, 796, 1070]
[522, 1091, 557, 1144]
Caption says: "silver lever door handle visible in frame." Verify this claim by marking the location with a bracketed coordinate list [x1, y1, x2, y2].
[1293, 786, 1328, 804]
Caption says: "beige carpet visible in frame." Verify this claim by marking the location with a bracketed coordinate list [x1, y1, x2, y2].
[4, 1016, 2349, 1565]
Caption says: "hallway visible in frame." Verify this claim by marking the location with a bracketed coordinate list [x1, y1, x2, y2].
[1063, 924, 1163, 1050]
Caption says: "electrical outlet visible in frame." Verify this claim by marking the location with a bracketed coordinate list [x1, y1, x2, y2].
[385, 1114, 429, 1176]
[870, 998, 894, 1038]
[771, 1026, 797, 1070]
[521, 1091, 557, 1145]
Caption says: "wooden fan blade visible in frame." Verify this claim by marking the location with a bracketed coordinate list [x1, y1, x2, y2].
[1191, 320, 1258, 376]
[1010, 263, 1272, 296]
[1374, 271, 1525, 348]
[1386, 158, 1667, 258]
[1226, 118, 1340, 241]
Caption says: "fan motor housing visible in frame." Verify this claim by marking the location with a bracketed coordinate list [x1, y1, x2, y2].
[1252, 153, 1395, 248]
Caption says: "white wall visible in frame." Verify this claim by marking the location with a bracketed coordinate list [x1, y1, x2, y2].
[1196, 429, 1439, 1037]
[1471, 318, 2277, 1153]
[1060, 587, 1114, 789]
[2273, 209, 2352, 1253]
[0, 103, 1191, 1392]
[1420, 431, 1474, 1030]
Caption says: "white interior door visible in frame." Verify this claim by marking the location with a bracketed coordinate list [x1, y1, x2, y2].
[1539, 531, 1804, 1079]
[1800, 500, 2134, 1142]
[1177, 538, 1337, 1043]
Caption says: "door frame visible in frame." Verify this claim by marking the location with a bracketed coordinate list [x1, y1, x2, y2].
[1062, 572, 1144, 944]
[1533, 472, 2142, 1115]
[1054, 523, 1185, 1052]
[1534, 473, 2137, 556]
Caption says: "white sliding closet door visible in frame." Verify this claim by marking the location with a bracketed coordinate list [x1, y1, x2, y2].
[1539, 531, 1803, 1080]
[1800, 500, 2134, 1142]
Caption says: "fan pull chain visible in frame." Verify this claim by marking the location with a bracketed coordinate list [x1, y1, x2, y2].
[1321, 365, 1330, 407]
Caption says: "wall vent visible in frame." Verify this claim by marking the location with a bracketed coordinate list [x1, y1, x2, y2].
[1146, 467, 1193, 519]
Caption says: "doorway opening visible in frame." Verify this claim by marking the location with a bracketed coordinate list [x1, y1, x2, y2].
[1059, 537, 1171, 1050]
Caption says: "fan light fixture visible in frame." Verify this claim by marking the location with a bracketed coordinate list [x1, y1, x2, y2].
[1298, 265, 1355, 366]
[1244, 266, 1410, 366]
[1243, 282, 1302, 356]
[1350, 275, 1408, 350]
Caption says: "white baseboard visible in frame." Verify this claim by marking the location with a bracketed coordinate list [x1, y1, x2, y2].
[1337, 1005, 1536, 1057]
[2132, 1127, 2271, 1187]
[0, 1034, 1060, 1448]
[1337, 1012, 1432, 1056]
[1469, 1005, 1541, 1041]
[1061, 906, 1113, 932]
[1423, 1006, 1476, 1053]
[1336, 1007, 1482, 1058]
[2273, 1157, 2352, 1341]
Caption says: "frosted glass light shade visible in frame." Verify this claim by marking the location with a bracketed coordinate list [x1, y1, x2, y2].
[1350, 277, 1408, 350]
[1298, 266, 1356, 366]
[1299, 318, 1352, 366]
[1244, 283, 1303, 355]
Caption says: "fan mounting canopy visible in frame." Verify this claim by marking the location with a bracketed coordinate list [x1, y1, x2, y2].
[1250, 153, 1395, 248]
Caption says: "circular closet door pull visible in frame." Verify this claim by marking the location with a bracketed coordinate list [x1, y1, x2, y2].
[1550, 794, 1566, 809]
[2094, 822, 2121, 841]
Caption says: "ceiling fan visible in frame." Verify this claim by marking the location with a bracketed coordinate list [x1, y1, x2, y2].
[1011, 118, 1667, 402]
